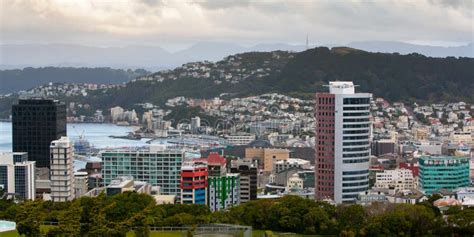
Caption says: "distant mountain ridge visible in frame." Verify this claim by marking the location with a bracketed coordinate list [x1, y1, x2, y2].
[1, 41, 471, 70]
[0, 67, 148, 94]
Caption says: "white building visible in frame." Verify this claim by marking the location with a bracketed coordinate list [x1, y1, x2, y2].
[375, 169, 414, 190]
[274, 158, 311, 173]
[74, 172, 89, 198]
[315, 81, 372, 203]
[50, 136, 75, 202]
[0, 152, 36, 200]
[225, 133, 256, 146]
[287, 173, 304, 190]
[191, 116, 201, 132]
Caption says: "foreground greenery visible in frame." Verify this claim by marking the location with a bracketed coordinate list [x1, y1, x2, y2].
[0, 193, 472, 236]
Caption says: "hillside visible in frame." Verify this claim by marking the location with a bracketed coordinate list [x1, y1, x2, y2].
[0, 47, 473, 117]
[86, 47, 474, 106]
[0, 67, 148, 94]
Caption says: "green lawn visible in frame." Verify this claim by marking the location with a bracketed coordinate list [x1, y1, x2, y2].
[0, 230, 18, 237]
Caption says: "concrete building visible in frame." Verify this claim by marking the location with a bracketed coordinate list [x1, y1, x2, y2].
[208, 173, 240, 212]
[0, 152, 36, 200]
[101, 145, 184, 196]
[180, 161, 208, 204]
[191, 116, 201, 133]
[50, 136, 75, 202]
[315, 81, 372, 203]
[287, 173, 304, 190]
[245, 147, 289, 172]
[84, 176, 153, 197]
[374, 169, 414, 190]
[231, 159, 257, 203]
[226, 133, 256, 146]
[419, 156, 470, 195]
[74, 172, 89, 198]
[274, 158, 311, 173]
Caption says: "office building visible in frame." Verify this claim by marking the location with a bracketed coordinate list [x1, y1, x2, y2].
[274, 158, 311, 173]
[374, 169, 414, 190]
[419, 156, 470, 195]
[101, 145, 184, 195]
[180, 161, 208, 204]
[231, 159, 257, 203]
[315, 81, 372, 203]
[245, 147, 289, 172]
[225, 133, 256, 146]
[191, 116, 201, 133]
[12, 98, 66, 168]
[208, 173, 240, 212]
[207, 152, 227, 177]
[0, 152, 36, 200]
[50, 136, 75, 202]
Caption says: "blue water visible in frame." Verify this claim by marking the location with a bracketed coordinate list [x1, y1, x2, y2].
[0, 122, 149, 152]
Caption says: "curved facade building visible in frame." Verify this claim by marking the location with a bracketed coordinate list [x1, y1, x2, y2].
[315, 81, 372, 203]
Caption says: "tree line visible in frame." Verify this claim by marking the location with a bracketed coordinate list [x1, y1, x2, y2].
[0, 192, 472, 236]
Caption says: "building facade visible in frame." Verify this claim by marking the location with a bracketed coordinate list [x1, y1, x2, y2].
[0, 152, 36, 200]
[101, 145, 184, 195]
[50, 137, 75, 202]
[208, 173, 240, 212]
[180, 161, 208, 204]
[375, 169, 414, 190]
[230, 159, 257, 203]
[315, 81, 372, 203]
[419, 156, 470, 194]
[12, 98, 66, 168]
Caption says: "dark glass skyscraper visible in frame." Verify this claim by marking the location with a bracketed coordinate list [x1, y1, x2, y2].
[12, 98, 66, 168]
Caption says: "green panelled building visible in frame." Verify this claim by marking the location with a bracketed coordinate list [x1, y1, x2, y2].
[101, 146, 184, 196]
[419, 156, 470, 195]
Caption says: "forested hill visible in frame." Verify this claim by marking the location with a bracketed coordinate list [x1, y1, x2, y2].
[0, 67, 149, 94]
[83, 47, 473, 109]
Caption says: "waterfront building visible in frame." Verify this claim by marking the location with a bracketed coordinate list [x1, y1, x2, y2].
[419, 156, 470, 194]
[230, 159, 257, 203]
[0, 152, 36, 200]
[180, 161, 208, 204]
[50, 137, 75, 202]
[315, 81, 372, 203]
[12, 98, 66, 168]
[101, 145, 184, 195]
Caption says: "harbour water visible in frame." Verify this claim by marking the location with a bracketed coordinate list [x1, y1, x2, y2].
[0, 122, 148, 153]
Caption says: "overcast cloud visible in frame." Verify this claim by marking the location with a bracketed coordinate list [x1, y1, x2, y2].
[0, 0, 472, 48]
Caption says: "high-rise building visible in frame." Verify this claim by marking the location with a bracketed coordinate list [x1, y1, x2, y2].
[314, 81, 372, 203]
[231, 159, 257, 203]
[12, 98, 66, 168]
[203, 153, 240, 211]
[180, 161, 208, 204]
[50, 136, 75, 202]
[0, 152, 36, 200]
[419, 156, 470, 195]
[101, 145, 184, 195]
[208, 173, 240, 212]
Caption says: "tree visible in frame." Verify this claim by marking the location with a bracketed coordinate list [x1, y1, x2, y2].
[15, 201, 45, 236]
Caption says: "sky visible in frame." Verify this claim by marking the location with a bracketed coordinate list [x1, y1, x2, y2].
[1, 0, 473, 50]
